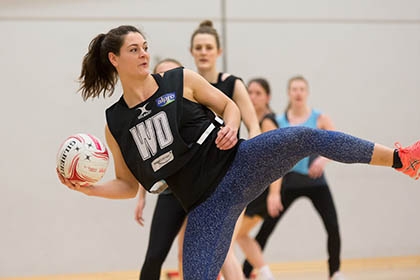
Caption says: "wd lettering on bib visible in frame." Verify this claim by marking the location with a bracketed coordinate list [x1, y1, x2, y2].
[129, 111, 174, 164]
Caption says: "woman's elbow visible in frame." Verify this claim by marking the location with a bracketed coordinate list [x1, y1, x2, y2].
[128, 183, 140, 198]
[128, 190, 138, 198]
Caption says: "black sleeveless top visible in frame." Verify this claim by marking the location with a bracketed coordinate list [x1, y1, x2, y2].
[106, 68, 239, 211]
[260, 112, 278, 128]
[211, 72, 241, 99]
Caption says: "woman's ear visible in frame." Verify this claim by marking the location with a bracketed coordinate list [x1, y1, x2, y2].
[217, 48, 223, 58]
[108, 52, 118, 67]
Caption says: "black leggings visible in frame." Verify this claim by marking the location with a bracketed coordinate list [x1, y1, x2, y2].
[243, 173, 341, 277]
[139, 193, 187, 280]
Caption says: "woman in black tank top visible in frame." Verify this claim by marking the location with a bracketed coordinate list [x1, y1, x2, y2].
[57, 24, 420, 280]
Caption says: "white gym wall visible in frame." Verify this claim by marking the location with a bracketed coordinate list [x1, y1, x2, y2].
[1, 0, 419, 277]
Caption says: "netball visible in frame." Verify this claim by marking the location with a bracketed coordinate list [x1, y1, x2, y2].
[56, 133, 109, 186]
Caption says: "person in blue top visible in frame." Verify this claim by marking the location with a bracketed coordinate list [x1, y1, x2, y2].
[57, 25, 420, 280]
[242, 75, 346, 280]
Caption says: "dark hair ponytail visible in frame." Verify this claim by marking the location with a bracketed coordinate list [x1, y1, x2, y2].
[79, 33, 116, 100]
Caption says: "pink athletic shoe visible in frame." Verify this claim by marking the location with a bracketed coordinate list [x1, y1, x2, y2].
[395, 141, 420, 180]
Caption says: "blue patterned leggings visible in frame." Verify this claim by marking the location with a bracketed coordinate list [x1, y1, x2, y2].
[182, 127, 374, 280]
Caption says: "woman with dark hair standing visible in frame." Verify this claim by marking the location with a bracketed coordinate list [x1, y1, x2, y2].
[57, 24, 420, 280]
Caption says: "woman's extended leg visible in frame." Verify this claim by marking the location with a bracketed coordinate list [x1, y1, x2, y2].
[182, 127, 419, 279]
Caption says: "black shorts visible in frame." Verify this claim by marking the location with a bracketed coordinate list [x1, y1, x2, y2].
[244, 187, 269, 218]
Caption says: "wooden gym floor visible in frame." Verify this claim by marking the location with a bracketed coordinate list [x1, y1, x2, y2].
[2, 255, 420, 280]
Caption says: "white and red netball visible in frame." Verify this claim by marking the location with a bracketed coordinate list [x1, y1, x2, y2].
[56, 133, 109, 186]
